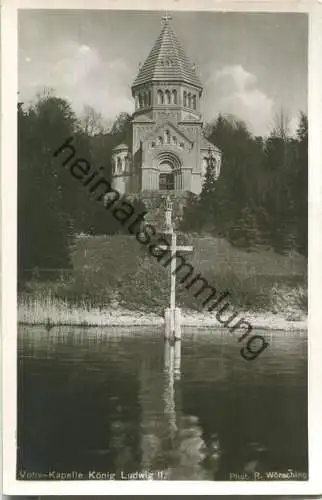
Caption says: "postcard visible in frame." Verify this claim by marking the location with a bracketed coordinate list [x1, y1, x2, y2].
[2, 0, 322, 495]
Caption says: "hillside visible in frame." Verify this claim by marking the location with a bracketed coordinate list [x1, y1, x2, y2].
[21, 234, 307, 317]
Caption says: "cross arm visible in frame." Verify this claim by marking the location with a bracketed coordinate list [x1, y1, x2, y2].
[158, 245, 193, 252]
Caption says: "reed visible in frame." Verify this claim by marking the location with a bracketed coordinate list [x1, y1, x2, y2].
[18, 234, 307, 324]
[18, 293, 163, 327]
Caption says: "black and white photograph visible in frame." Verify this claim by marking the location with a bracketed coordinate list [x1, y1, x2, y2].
[2, 1, 322, 495]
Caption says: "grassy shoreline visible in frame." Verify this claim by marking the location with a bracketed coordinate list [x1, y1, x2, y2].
[19, 235, 307, 331]
[18, 294, 307, 331]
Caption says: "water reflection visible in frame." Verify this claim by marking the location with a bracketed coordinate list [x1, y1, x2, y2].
[163, 340, 180, 439]
[162, 340, 222, 480]
[17, 327, 308, 480]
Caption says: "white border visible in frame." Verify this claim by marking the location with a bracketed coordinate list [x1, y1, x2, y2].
[2, 0, 322, 495]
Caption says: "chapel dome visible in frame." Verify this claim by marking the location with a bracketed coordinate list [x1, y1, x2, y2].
[132, 16, 202, 90]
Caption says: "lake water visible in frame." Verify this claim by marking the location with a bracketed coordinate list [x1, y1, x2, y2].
[17, 326, 308, 481]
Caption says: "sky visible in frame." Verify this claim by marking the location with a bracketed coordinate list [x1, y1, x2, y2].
[18, 10, 308, 137]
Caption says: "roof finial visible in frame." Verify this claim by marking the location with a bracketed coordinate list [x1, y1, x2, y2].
[161, 11, 172, 24]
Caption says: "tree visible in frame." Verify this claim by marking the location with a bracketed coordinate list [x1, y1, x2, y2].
[80, 105, 107, 136]
[18, 94, 78, 276]
[260, 110, 300, 253]
[205, 114, 261, 240]
[294, 112, 308, 255]
[271, 108, 290, 141]
[110, 112, 132, 144]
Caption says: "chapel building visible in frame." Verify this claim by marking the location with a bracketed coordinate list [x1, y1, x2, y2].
[111, 14, 222, 196]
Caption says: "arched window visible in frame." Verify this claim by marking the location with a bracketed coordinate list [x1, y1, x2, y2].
[148, 90, 152, 106]
[188, 93, 192, 108]
[192, 95, 196, 109]
[157, 136, 163, 145]
[165, 90, 171, 105]
[172, 89, 177, 104]
[165, 130, 170, 144]
[172, 136, 177, 145]
[124, 156, 130, 171]
[157, 90, 164, 105]
[135, 95, 139, 109]
[151, 141, 156, 148]
[183, 91, 187, 107]
[139, 94, 143, 108]
[117, 157, 122, 173]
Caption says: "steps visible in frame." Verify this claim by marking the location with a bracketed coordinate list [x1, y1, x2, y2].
[127, 190, 198, 232]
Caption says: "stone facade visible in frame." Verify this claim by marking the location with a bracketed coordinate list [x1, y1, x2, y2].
[111, 16, 222, 196]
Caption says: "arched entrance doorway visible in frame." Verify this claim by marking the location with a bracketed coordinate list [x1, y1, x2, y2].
[159, 162, 175, 190]
[157, 153, 182, 191]
[159, 173, 175, 190]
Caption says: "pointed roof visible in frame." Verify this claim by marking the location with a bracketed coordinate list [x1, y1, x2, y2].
[132, 16, 202, 90]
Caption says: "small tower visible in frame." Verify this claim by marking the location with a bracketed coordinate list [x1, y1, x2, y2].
[111, 143, 131, 194]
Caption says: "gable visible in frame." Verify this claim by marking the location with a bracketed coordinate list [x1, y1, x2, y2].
[143, 121, 194, 147]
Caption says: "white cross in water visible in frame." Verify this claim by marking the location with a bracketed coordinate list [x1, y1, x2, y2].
[160, 197, 193, 311]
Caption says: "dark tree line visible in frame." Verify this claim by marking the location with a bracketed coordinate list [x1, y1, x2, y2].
[18, 93, 133, 275]
[18, 93, 308, 276]
[182, 113, 308, 256]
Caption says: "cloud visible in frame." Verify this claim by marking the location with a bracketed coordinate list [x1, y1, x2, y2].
[216, 65, 257, 92]
[20, 50, 276, 137]
[51, 44, 101, 87]
[19, 41, 134, 124]
[204, 64, 274, 136]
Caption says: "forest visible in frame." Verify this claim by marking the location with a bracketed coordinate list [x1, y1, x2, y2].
[18, 91, 308, 281]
